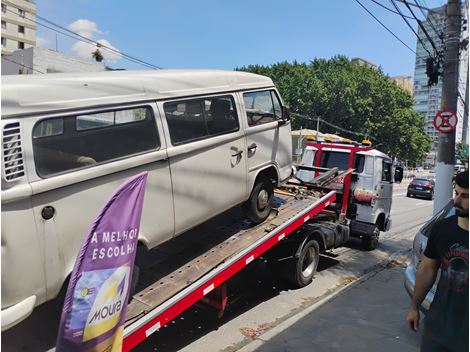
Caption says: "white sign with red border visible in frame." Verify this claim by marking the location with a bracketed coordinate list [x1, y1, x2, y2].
[433, 110, 458, 133]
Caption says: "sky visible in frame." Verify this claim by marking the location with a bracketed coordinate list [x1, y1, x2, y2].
[36, 0, 448, 77]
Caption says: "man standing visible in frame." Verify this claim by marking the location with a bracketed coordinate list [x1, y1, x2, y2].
[406, 170, 469, 352]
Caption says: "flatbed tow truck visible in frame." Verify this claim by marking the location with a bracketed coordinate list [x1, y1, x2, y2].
[122, 164, 363, 351]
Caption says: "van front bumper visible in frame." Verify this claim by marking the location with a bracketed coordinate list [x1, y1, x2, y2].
[1, 295, 36, 331]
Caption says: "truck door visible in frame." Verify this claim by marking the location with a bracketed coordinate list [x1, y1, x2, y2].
[375, 157, 393, 219]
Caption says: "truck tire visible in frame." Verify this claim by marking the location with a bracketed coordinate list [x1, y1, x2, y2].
[362, 225, 379, 251]
[286, 239, 320, 288]
[243, 178, 274, 224]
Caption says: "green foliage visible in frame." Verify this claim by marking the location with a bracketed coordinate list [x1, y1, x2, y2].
[237, 56, 431, 163]
[456, 141, 469, 162]
[92, 49, 104, 62]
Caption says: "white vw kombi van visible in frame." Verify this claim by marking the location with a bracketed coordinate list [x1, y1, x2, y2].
[1, 70, 292, 330]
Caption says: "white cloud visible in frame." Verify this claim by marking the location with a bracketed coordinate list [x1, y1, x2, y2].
[36, 36, 50, 48]
[68, 19, 102, 39]
[71, 39, 122, 63]
[68, 19, 122, 64]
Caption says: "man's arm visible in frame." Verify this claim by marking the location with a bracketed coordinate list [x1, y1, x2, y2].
[406, 256, 439, 331]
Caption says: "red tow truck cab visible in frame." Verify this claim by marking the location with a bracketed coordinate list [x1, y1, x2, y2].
[295, 138, 403, 250]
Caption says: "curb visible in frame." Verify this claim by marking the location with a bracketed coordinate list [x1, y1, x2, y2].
[237, 248, 412, 352]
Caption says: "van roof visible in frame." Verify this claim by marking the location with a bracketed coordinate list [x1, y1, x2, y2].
[1, 69, 274, 118]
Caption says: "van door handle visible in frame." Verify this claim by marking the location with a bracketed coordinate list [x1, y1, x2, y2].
[232, 150, 243, 157]
[248, 143, 257, 151]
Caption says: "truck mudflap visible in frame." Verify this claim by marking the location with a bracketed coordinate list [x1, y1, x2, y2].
[350, 219, 376, 236]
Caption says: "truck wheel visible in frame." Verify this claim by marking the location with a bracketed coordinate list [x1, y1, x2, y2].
[243, 178, 274, 224]
[287, 239, 320, 288]
[362, 226, 379, 251]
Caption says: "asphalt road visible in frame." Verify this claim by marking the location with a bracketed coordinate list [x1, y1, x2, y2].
[1, 185, 434, 352]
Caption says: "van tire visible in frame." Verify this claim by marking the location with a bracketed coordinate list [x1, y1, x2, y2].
[243, 178, 274, 224]
[285, 239, 320, 288]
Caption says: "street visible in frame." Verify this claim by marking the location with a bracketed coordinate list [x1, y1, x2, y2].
[1, 186, 433, 352]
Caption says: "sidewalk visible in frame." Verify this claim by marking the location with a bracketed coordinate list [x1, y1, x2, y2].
[241, 256, 423, 352]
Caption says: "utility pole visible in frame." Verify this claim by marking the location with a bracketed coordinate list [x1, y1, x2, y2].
[434, 0, 461, 215]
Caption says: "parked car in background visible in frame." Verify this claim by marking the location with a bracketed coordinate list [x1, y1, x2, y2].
[404, 200, 455, 311]
[407, 178, 435, 200]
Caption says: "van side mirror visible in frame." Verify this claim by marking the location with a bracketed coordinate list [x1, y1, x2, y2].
[394, 166, 404, 183]
[351, 173, 358, 182]
[282, 106, 290, 121]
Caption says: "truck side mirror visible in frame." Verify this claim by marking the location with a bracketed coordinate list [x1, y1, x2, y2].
[394, 166, 404, 183]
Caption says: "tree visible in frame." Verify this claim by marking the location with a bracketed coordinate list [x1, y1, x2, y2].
[91, 49, 104, 62]
[456, 141, 469, 164]
[237, 56, 432, 164]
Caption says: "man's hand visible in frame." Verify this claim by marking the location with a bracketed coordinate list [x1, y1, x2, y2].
[406, 306, 420, 332]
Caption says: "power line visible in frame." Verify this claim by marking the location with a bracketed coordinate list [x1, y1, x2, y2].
[402, 0, 439, 53]
[414, 0, 443, 41]
[389, 0, 433, 56]
[35, 13, 162, 70]
[291, 112, 376, 140]
[1, 56, 45, 74]
[355, 0, 423, 58]
[368, 0, 414, 19]
[5, 7, 161, 70]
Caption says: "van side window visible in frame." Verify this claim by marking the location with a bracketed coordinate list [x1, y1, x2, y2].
[32, 106, 159, 177]
[32, 118, 63, 138]
[382, 160, 392, 181]
[164, 95, 239, 146]
[243, 90, 280, 126]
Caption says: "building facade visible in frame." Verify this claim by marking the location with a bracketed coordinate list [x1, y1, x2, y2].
[1, 0, 36, 55]
[1, 47, 107, 74]
[413, 4, 469, 151]
[391, 75, 413, 95]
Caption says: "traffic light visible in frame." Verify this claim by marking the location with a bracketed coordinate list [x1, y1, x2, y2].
[425, 57, 439, 86]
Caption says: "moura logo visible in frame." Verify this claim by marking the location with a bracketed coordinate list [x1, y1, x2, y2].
[83, 266, 130, 342]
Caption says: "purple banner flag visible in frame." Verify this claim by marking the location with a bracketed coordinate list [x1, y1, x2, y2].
[56, 172, 148, 352]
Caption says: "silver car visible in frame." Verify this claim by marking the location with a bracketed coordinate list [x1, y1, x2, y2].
[404, 200, 456, 311]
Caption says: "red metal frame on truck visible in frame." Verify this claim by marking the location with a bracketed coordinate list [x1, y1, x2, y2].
[305, 141, 372, 216]
[122, 191, 336, 351]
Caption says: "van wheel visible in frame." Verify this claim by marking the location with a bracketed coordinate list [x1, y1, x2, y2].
[285, 239, 320, 288]
[243, 178, 274, 224]
[362, 226, 379, 251]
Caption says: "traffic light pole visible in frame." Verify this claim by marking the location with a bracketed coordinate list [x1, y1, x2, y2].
[434, 0, 461, 215]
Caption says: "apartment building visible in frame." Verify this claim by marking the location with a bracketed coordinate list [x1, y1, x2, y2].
[1, 0, 36, 55]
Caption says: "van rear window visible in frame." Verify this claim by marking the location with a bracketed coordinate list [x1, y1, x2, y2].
[32, 106, 159, 177]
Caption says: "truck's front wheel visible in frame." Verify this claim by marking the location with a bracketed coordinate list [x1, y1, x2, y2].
[362, 225, 379, 250]
[286, 239, 320, 288]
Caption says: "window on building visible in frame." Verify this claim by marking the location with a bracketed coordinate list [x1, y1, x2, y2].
[1, 4, 6, 13]
[18, 8, 25, 17]
[1, 37, 6, 47]
[18, 42, 24, 49]
[18, 25, 25, 33]
[1, 21, 6, 29]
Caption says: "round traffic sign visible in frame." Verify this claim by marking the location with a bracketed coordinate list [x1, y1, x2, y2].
[433, 110, 458, 133]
